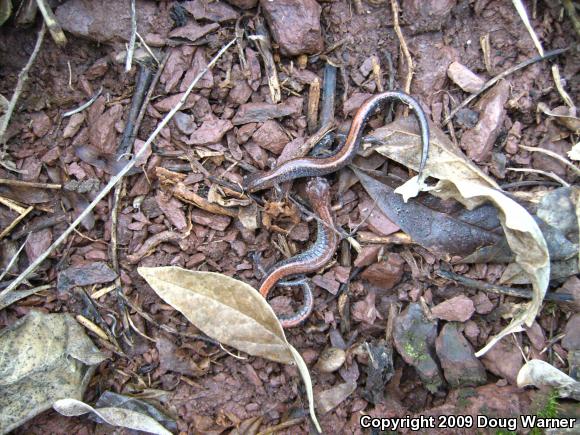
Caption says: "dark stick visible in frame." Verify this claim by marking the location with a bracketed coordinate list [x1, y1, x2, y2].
[436, 269, 573, 303]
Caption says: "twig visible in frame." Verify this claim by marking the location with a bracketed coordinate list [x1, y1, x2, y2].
[0, 205, 33, 240]
[125, 0, 137, 72]
[520, 145, 580, 176]
[133, 52, 169, 138]
[391, 0, 413, 112]
[512, 0, 574, 108]
[252, 18, 281, 103]
[62, 87, 103, 117]
[136, 31, 160, 65]
[307, 78, 320, 134]
[35, 0, 66, 46]
[0, 284, 53, 311]
[506, 167, 570, 187]
[0, 23, 46, 145]
[319, 63, 337, 128]
[0, 178, 61, 189]
[436, 269, 572, 303]
[0, 37, 237, 302]
[442, 48, 568, 125]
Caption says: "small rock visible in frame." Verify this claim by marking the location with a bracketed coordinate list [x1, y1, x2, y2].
[236, 123, 258, 144]
[260, 0, 324, 56]
[480, 337, 523, 384]
[333, 265, 351, 284]
[354, 245, 381, 268]
[315, 347, 346, 373]
[156, 191, 187, 231]
[557, 275, 580, 312]
[173, 111, 196, 135]
[352, 292, 379, 324]
[431, 295, 475, 322]
[232, 98, 303, 125]
[57, 262, 118, 293]
[168, 22, 219, 42]
[89, 104, 123, 154]
[358, 198, 400, 236]
[360, 254, 405, 290]
[251, 120, 289, 154]
[84, 57, 108, 80]
[562, 314, 580, 351]
[447, 61, 485, 93]
[472, 292, 494, 314]
[435, 323, 487, 388]
[312, 273, 341, 295]
[464, 320, 480, 343]
[154, 93, 198, 113]
[182, 0, 238, 22]
[56, 0, 166, 43]
[403, 0, 457, 33]
[228, 76, 253, 105]
[25, 229, 52, 264]
[181, 49, 214, 91]
[31, 112, 51, 137]
[190, 208, 231, 231]
[454, 108, 479, 129]
[461, 80, 510, 162]
[525, 321, 546, 351]
[187, 117, 233, 145]
[63, 113, 85, 139]
[316, 382, 357, 414]
[156, 335, 205, 376]
[393, 303, 444, 394]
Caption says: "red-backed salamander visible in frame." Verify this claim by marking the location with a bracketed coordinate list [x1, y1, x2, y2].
[259, 177, 338, 327]
[243, 91, 430, 192]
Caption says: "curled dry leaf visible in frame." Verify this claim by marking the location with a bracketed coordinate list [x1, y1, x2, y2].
[53, 398, 172, 435]
[363, 117, 549, 356]
[537, 103, 580, 132]
[138, 267, 321, 433]
[517, 359, 580, 401]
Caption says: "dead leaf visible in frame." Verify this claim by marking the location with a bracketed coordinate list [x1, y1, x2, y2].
[0, 311, 106, 433]
[517, 359, 580, 401]
[53, 398, 172, 435]
[138, 267, 321, 432]
[361, 117, 550, 356]
[568, 142, 580, 161]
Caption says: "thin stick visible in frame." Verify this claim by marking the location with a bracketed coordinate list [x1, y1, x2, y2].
[0, 23, 46, 145]
[0, 206, 33, 240]
[35, 0, 66, 46]
[125, 0, 137, 72]
[442, 48, 568, 125]
[562, 0, 580, 37]
[520, 145, 580, 176]
[62, 87, 102, 117]
[506, 167, 570, 187]
[391, 0, 413, 112]
[136, 31, 160, 65]
[0, 284, 53, 311]
[436, 269, 572, 303]
[0, 38, 237, 302]
[0, 178, 61, 189]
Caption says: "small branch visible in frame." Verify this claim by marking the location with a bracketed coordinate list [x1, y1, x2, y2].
[506, 167, 570, 187]
[125, 0, 137, 72]
[520, 145, 580, 176]
[35, 0, 66, 46]
[0, 178, 61, 189]
[442, 47, 568, 125]
[562, 0, 580, 37]
[391, 0, 413, 111]
[0, 23, 46, 145]
[436, 269, 572, 303]
[0, 37, 237, 302]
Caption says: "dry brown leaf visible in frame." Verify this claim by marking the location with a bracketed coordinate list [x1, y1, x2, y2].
[537, 103, 580, 132]
[53, 399, 172, 435]
[517, 360, 580, 400]
[365, 118, 549, 356]
[138, 267, 321, 432]
[0, 311, 105, 433]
